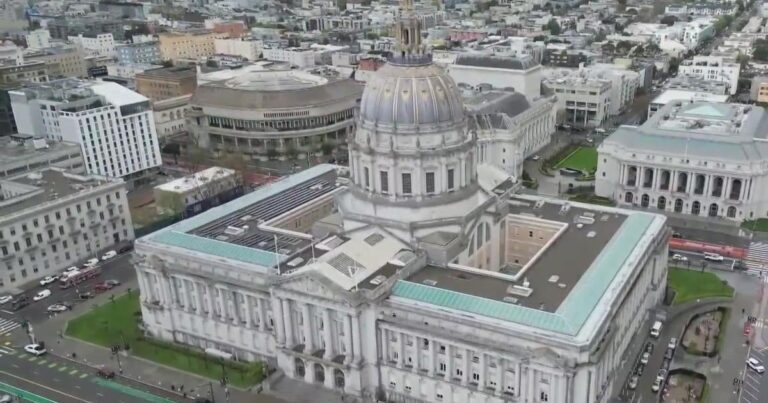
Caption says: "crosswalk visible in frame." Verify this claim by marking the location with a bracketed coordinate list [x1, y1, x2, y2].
[0, 345, 15, 357]
[744, 241, 768, 272]
[0, 317, 20, 336]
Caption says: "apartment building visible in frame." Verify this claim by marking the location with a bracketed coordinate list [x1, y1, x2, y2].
[25, 45, 88, 79]
[10, 79, 162, 180]
[543, 77, 611, 127]
[116, 41, 162, 66]
[67, 33, 116, 58]
[678, 56, 740, 95]
[158, 30, 228, 63]
[0, 168, 134, 292]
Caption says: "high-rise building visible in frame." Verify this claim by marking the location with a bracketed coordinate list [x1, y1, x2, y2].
[10, 79, 162, 180]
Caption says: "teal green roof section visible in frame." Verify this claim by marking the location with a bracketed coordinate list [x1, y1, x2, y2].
[145, 164, 336, 267]
[392, 281, 576, 334]
[391, 212, 656, 335]
[151, 231, 284, 267]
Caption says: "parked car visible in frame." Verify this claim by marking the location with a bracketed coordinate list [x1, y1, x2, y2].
[39, 275, 58, 286]
[33, 289, 51, 301]
[84, 258, 100, 268]
[0, 394, 11, 403]
[24, 343, 46, 356]
[748, 357, 766, 374]
[94, 283, 112, 293]
[651, 377, 663, 392]
[644, 341, 654, 354]
[635, 363, 645, 376]
[668, 337, 678, 350]
[78, 291, 94, 300]
[628, 375, 639, 390]
[704, 252, 724, 262]
[101, 250, 117, 261]
[96, 366, 115, 379]
[11, 295, 29, 311]
[105, 279, 121, 287]
[664, 348, 674, 360]
[531, 155, 541, 161]
[47, 303, 69, 313]
[64, 266, 79, 273]
[0, 295, 12, 305]
[640, 352, 650, 365]
[117, 244, 133, 254]
[671, 254, 688, 262]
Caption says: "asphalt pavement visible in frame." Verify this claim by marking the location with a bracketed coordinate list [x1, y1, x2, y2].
[0, 344, 177, 403]
[1, 253, 137, 326]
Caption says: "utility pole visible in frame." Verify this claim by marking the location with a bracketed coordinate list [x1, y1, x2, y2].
[208, 382, 216, 403]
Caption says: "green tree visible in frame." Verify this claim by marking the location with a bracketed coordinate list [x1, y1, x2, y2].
[220, 151, 248, 176]
[155, 190, 185, 216]
[545, 19, 561, 35]
[660, 15, 678, 26]
[617, 0, 627, 12]
[754, 39, 768, 62]
[187, 144, 207, 171]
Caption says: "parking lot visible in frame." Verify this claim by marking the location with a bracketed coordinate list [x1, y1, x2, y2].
[740, 347, 768, 403]
[0, 251, 136, 332]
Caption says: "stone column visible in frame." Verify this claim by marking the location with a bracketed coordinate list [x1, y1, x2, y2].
[381, 328, 389, 363]
[428, 338, 435, 376]
[243, 294, 253, 328]
[323, 309, 333, 359]
[344, 314, 353, 364]
[302, 304, 313, 353]
[352, 314, 361, 364]
[479, 352, 486, 389]
[273, 297, 285, 345]
[446, 344, 453, 380]
[462, 348, 470, 386]
[282, 298, 293, 347]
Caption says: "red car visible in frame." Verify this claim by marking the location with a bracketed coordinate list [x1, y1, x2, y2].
[93, 283, 112, 293]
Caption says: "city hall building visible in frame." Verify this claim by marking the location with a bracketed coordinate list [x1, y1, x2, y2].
[134, 5, 669, 403]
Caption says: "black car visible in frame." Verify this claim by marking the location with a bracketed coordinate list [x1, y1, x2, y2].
[11, 295, 29, 311]
[117, 243, 134, 254]
[645, 341, 654, 354]
[664, 347, 674, 360]
[78, 292, 95, 300]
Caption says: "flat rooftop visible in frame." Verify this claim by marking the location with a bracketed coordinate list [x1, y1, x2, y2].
[155, 166, 236, 194]
[392, 197, 660, 336]
[0, 169, 114, 217]
[147, 165, 340, 269]
[0, 136, 81, 172]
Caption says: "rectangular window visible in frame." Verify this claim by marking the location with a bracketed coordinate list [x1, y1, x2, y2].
[364, 167, 370, 189]
[426, 172, 435, 194]
[402, 173, 412, 195]
[447, 168, 455, 190]
[380, 171, 389, 193]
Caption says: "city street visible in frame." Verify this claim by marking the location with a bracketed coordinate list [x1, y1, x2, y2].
[0, 344, 176, 403]
[1, 253, 137, 326]
[739, 275, 768, 403]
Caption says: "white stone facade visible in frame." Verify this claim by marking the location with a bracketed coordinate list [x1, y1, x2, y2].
[678, 56, 740, 95]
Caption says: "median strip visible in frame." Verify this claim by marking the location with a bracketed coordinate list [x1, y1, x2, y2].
[91, 378, 176, 403]
[0, 380, 59, 403]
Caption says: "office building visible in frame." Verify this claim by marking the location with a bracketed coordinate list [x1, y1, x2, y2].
[447, 55, 542, 100]
[158, 30, 229, 63]
[116, 41, 162, 66]
[135, 66, 198, 102]
[677, 56, 740, 95]
[153, 166, 244, 217]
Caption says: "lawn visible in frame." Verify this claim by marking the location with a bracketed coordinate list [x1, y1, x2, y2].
[667, 267, 734, 305]
[742, 218, 768, 232]
[66, 293, 264, 388]
[553, 146, 598, 173]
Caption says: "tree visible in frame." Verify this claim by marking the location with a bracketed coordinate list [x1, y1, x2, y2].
[617, 0, 627, 12]
[155, 190, 185, 216]
[220, 151, 248, 178]
[187, 144, 207, 172]
[754, 39, 768, 62]
[660, 15, 678, 26]
[545, 19, 561, 35]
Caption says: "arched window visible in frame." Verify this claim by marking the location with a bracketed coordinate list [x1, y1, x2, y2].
[674, 199, 683, 213]
[625, 192, 633, 203]
[708, 203, 719, 217]
[294, 358, 305, 379]
[657, 196, 666, 210]
[334, 369, 345, 389]
[314, 363, 325, 384]
[727, 206, 737, 218]
[640, 194, 650, 208]
[692, 201, 701, 216]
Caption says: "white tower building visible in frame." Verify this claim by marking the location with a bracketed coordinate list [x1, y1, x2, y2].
[338, 0, 488, 244]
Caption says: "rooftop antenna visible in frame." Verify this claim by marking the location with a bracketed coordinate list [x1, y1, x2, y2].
[346, 262, 360, 292]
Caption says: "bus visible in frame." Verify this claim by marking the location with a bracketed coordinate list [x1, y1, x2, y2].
[59, 266, 101, 289]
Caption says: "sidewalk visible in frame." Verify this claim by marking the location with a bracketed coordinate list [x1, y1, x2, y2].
[19, 285, 290, 403]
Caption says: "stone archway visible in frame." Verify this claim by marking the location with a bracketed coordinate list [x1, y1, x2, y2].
[295, 358, 305, 379]
[334, 369, 345, 389]
[314, 363, 325, 384]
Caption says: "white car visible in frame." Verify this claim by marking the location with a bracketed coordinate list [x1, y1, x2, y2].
[668, 337, 678, 350]
[748, 357, 766, 374]
[33, 289, 51, 301]
[531, 155, 541, 161]
[704, 252, 724, 262]
[0, 295, 12, 305]
[640, 352, 650, 365]
[101, 250, 117, 261]
[84, 258, 99, 268]
[651, 377, 662, 392]
[47, 303, 69, 313]
[39, 275, 57, 286]
[24, 344, 46, 356]
[671, 254, 688, 262]
[64, 266, 79, 273]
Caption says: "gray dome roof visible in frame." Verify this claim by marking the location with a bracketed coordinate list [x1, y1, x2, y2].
[359, 62, 465, 129]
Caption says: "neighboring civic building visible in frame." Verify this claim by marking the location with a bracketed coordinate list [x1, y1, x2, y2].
[10, 79, 162, 180]
[0, 168, 134, 292]
[158, 30, 228, 64]
[134, 5, 669, 403]
[187, 65, 362, 160]
[597, 102, 768, 221]
[677, 56, 740, 95]
[447, 54, 542, 100]
[135, 66, 198, 102]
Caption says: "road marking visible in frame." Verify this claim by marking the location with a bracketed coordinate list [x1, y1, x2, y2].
[746, 373, 760, 384]
[57, 366, 67, 372]
[743, 387, 758, 400]
[69, 369, 78, 375]
[48, 362, 56, 368]
[79, 373, 87, 379]
[3, 341, 9, 346]
[28, 356, 37, 362]
[0, 371, 91, 402]
[0, 310, 13, 314]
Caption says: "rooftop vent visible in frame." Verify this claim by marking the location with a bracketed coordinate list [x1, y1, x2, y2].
[258, 241, 269, 248]
[586, 231, 597, 238]
[548, 275, 560, 283]
[558, 283, 567, 288]
[506, 284, 533, 297]
[502, 296, 519, 304]
[534, 200, 545, 209]
[287, 257, 304, 268]
[423, 279, 437, 286]
[576, 215, 595, 225]
[559, 203, 571, 215]
[224, 225, 246, 236]
[240, 215, 253, 221]
[215, 235, 229, 241]
[364, 233, 385, 246]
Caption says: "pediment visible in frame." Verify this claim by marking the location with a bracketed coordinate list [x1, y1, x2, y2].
[279, 272, 347, 302]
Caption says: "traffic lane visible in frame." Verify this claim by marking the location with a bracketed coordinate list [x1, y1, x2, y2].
[1, 348, 165, 403]
[740, 347, 768, 403]
[668, 251, 735, 271]
[7, 253, 136, 324]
